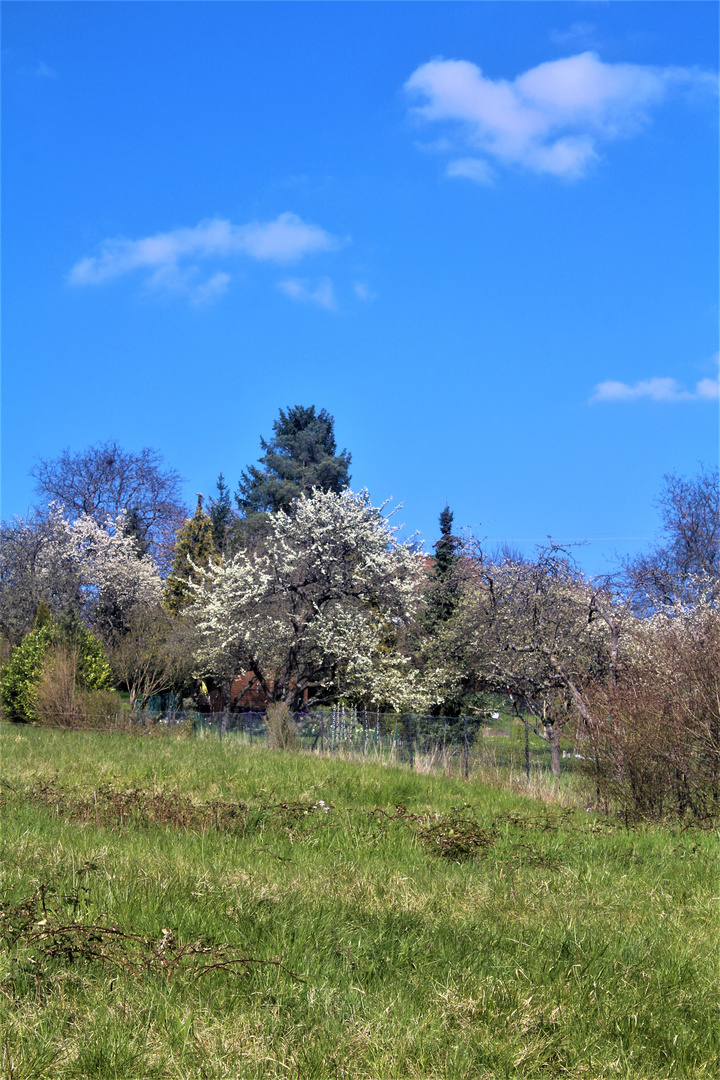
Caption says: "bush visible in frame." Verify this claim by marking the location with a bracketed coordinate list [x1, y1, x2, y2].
[267, 702, 297, 750]
[33, 648, 120, 729]
[0, 619, 112, 724]
[583, 599, 720, 820]
[0, 624, 53, 722]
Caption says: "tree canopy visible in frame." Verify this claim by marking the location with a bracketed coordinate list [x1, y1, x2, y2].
[625, 465, 719, 610]
[235, 406, 351, 514]
[31, 441, 187, 575]
[191, 488, 425, 711]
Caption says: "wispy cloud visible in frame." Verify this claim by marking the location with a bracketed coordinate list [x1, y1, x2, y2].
[69, 213, 342, 302]
[353, 281, 377, 302]
[549, 23, 599, 48]
[277, 277, 337, 311]
[190, 272, 232, 307]
[445, 157, 495, 184]
[405, 51, 716, 181]
[34, 61, 57, 79]
[590, 374, 719, 404]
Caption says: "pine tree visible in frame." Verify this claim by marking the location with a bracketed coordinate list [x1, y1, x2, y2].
[235, 406, 351, 514]
[164, 496, 219, 615]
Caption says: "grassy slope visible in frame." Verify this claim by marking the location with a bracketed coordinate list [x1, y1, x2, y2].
[1, 726, 718, 1080]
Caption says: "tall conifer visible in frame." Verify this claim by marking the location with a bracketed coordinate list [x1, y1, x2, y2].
[164, 496, 218, 615]
[236, 406, 351, 514]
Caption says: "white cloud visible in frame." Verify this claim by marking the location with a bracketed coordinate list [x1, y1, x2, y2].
[405, 52, 716, 180]
[590, 374, 719, 403]
[277, 277, 337, 311]
[353, 281, 377, 301]
[34, 61, 57, 79]
[69, 213, 341, 301]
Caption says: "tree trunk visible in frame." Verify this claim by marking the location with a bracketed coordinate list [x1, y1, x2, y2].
[549, 721, 561, 777]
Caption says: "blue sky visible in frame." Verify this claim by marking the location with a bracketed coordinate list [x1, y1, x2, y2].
[2, 1, 718, 574]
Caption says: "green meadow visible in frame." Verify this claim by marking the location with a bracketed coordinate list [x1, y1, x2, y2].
[1, 726, 718, 1079]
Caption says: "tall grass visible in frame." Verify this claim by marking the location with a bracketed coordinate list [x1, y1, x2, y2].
[1, 725, 718, 1079]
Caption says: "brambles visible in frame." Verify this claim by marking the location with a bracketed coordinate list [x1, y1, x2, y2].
[0, 886, 304, 991]
[416, 811, 495, 861]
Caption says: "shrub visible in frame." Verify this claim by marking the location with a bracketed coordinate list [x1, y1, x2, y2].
[33, 648, 119, 729]
[0, 619, 112, 724]
[583, 598, 720, 820]
[0, 625, 53, 721]
[267, 702, 297, 750]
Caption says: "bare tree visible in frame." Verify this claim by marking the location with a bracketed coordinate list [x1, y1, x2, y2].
[430, 543, 616, 774]
[108, 607, 196, 710]
[626, 465, 719, 610]
[32, 441, 187, 575]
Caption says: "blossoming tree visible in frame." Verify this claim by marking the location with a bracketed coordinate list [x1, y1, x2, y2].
[191, 488, 429, 710]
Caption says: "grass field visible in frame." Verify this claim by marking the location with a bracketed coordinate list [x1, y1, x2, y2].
[1, 725, 718, 1079]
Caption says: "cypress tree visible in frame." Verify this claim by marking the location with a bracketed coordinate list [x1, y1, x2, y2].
[165, 496, 219, 615]
[425, 505, 460, 628]
[208, 473, 233, 554]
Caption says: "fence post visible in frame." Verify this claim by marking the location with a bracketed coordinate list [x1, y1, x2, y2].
[408, 713, 414, 770]
[218, 712, 222, 743]
[463, 714, 469, 780]
[362, 709, 367, 757]
[320, 709, 325, 754]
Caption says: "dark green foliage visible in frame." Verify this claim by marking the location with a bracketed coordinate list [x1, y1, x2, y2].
[235, 405, 351, 514]
[54, 608, 113, 691]
[121, 506, 149, 558]
[208, 473, 233, 555]
[33, 601, 54, 631]
[435, 505, 459, 581]
[424, 505, 461, 630]
[164, 496, 218, 615]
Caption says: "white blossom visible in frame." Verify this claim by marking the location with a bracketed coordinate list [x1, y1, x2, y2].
[44, 505, 163, 635]
[191, 488, 428, 709]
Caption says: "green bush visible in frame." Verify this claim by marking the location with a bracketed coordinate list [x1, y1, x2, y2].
[0, 620, 112, 724]
[0, 625, 53, 722]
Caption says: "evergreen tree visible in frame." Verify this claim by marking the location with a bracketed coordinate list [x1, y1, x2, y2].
[425, 505, 460, 628]
[164, 496, 219, 615]
[235, 406, 351, 514]
[435, 506, 458, 581]
[208, 473, 233, 555]
[122, 506, 149, 558]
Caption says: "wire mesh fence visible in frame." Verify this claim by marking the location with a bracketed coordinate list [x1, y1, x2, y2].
[120, 703, 562, 777]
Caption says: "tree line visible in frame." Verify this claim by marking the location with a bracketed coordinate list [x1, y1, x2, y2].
[1, 406, 718, 819]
